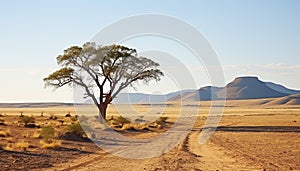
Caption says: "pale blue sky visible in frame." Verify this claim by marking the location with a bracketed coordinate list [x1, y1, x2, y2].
[0, 0, 299, 102]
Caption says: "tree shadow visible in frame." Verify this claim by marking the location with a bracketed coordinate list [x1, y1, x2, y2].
[1, 150, 50, 157]
[54, 147, 93, 154]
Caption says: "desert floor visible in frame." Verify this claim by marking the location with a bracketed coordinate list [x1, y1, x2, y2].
[1, 102, 300, 171]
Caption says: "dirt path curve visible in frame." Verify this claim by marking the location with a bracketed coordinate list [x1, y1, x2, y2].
[51, 130, 262, 171]
[186, 130, 262, 171]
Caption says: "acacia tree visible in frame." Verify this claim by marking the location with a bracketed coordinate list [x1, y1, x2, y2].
[44, 42, 163, 120]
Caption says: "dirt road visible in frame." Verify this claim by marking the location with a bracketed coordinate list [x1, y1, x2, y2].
[53, 130, 263, 171]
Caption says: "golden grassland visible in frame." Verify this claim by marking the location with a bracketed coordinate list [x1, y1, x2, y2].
[0, 100, 300, 170]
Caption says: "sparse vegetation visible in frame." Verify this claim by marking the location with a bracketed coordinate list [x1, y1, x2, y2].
[78, 115, 89, 123]
[4, 143, 14, 151]
[0, 131, 9, 137]
[15, 140, 30, 151]
[0, 129, 11, 137]
[40, 126, 55, 143]
[40, 139, 61, 149]
[110, 116, 131, 127]
[0, 118, 5, 125]
[19, 116, 35, 126]
[65, 112, 71, 117]
[70, 116, 78, 123]
[5, 137, 13, 143]
[58, 119, 65, 125]
[121, 123, 150, 131]
[66, 123, 86, 137]
[49, 113, 58, 120]
[154, 116, 168, 125]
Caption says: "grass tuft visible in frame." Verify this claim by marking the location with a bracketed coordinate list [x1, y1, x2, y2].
[15, 140, 30, 151]
[40, 139, 61, 149]
[67, 123, 86, 137]
[19, 116, 35, 126]
[0, 129, 11, 137]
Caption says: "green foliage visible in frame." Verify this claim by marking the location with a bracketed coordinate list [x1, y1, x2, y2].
[111, 116, 131, 126]
[67, 123, 86, 137]
[70, 116, 78, 122]
[40, 126, 55, 143]
[43, 68, 74, 87]
[19, 116, 35, 125]
[154, 116, 168, 125]
[43, 42, 164, 120]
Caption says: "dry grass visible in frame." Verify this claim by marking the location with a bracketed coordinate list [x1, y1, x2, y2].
[32, 129, 42, 138]
[22, 132, 30, 138]
[40, 139, 61, 149]
[0, 131, 8, 137]
[5, 137, 13, 143]
[0, 129, 11, 137]
[15, 140, 30, 151]
[3, 143, 14, 151]
[121, 123, 150, 131]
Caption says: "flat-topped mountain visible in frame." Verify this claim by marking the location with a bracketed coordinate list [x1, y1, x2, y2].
[114, 76, 300, 103]
[223, 76, 289, 100]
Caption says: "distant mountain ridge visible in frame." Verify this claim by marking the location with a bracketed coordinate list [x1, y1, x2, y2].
[114, 76, 300, 103]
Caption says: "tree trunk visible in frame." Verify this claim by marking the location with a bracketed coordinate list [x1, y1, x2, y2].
[99, 103, 108, 121]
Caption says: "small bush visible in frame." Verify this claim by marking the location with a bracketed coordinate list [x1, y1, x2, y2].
[19, 116, 35, 126]
[67, 123, 86, 137]
[70, 116, 78, 123]
[65, 113, 71, 117]
[40, 126, 55, 143]
[111, 116, 131, 127]
[154, 116, 168, 125]
[58, 119, 65, 125]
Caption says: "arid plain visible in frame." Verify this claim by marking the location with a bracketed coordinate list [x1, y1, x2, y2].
[0, 98, 300, 171]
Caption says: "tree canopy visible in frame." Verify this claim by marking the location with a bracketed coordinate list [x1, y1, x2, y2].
[44, 42, 164, 119]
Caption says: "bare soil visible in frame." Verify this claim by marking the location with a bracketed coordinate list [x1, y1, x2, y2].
[1, 104, 300, 170]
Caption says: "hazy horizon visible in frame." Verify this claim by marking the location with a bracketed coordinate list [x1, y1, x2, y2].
[0, 1, 299, 102]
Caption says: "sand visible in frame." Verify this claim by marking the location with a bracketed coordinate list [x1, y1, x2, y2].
[1, 101, 300, 170]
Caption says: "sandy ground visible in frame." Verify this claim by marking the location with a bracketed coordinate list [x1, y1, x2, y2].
[1, 102, 300, 170]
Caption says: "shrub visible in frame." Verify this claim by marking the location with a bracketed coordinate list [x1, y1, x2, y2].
[67, 123, 86, 137]
[65, 113, 71, 117]
[40, 126, 55, 143]
[70, 116, 78, 123]
[154, 116, 168, 125]
[112, 116, 131, 127]
[19, 116, 35, 126]
[58, 119, 65, 125]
